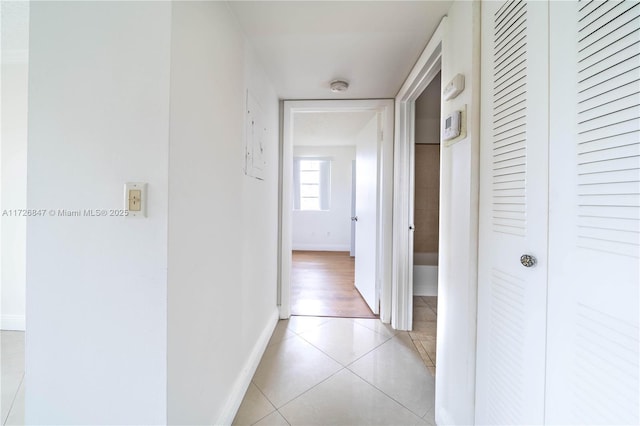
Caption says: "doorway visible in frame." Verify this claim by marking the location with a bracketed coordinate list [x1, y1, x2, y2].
[280, 100, 394, 322]
[289, 112, 375, 318]
[409, 72, 441, 375]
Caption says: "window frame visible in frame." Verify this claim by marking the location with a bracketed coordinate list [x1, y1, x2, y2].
[293, 157, 331, 211]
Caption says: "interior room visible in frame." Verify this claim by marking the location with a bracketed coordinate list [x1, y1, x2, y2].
[411, 71, 441, 375]
[290, 111, 378, 319]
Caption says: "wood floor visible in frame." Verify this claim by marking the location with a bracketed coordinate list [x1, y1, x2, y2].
[291, 251, 377, 318]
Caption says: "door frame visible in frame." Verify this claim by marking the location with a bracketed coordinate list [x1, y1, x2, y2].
[392, 18, 445, 330]
[278, 99, 394, 321]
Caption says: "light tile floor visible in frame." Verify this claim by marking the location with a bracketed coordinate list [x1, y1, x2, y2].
[0, 331, 25, 426]
[0, 298, 437, 426]
[233, 316, 436, 426]
[410, 296, 438, 376]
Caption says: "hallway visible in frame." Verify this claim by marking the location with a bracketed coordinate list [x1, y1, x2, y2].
[233, 316, 435, 425]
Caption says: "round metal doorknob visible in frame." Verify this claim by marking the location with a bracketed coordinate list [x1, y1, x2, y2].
[351, 216, 358, 222]
[520, 254, 537, 268]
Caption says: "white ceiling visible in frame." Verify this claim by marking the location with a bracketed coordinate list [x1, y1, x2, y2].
[228, 1, 452, 99]
[293, 111, 376, 146]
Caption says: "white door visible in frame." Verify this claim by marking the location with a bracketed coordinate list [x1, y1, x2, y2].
[355, 114, 380, 313]
[476, 1, 549, 424]
[350, 160, 356, 257]
[546, 1, 640, 424]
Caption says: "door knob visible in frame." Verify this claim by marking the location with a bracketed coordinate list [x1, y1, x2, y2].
[520, 254, 536, 268]
[351, 216, 358, 222]
[409, 225, 415, 230]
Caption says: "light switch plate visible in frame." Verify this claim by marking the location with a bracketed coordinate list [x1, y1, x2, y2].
[124, 182, 147, 217]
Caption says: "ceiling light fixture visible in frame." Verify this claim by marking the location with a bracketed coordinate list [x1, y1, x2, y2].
[330, 80, 349, 93]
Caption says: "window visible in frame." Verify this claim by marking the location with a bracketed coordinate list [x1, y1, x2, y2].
[293, 158, 330, 211]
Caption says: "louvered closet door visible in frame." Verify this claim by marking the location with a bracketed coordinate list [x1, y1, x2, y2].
[546, 1, 640, 424]
[476, 1, 549, 424]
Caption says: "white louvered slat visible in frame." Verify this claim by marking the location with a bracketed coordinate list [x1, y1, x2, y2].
[492, 0, 528, 237]
[547, 1, 640, 425]
[577, 0, 640, 258]
[478, 1, 549, 424]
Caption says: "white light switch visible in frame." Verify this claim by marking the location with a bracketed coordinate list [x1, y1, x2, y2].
[124, 182, 147, 217]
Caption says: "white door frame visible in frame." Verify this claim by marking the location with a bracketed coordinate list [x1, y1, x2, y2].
[392, 18, 445, 330]
[279, 99, 395, 322]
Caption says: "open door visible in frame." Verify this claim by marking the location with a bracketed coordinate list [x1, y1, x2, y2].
[354, 113, 380, 314]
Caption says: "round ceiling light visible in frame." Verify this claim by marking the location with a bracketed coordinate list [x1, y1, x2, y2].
[330, 80, 349, 93]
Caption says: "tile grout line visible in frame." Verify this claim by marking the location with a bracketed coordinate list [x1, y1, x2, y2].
[3, 372, 25, 426]
[345, 336, 434, 420]
[245, 380, 278, 426]
[248, 380, 280, 422]
[270, 365, 350, 414]
[347, 363, 432, 420]
[254, 317, 405, 422]
[296, 325, 394, 370]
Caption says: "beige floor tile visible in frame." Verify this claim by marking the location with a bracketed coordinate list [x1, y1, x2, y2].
[279, 369, 424, 426]
[412, 340, 433, 367]
[268, 321, 296, 347]
[413, 297, 428, 307]
[354, 318, 400, 338]
[413, 306, 437, 322]
[253, 410, 290, 426]
[419, 339, 436, 354]
[409, 321, 437, 341]
[1, 331, 24, 425]
[427, 365, 436, 376]
[233, 383, 276, 426]
[349, 333, 435, 417]
[422, 297, 437, 310]
[4, 381, 24, 426]
[1, 373, 23, 423]
[252, 334, 342, 408]
[297, 318, 390, 366]
[286, 316, 330, 335]
[422, 406, 436, 426]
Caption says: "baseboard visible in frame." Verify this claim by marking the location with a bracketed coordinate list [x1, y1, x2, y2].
[1, 315, 25, 331]
[291, 243, 350, 252]
[413, 267, 438, 296]
[413, 281, 438, 296]
[215, 307, 279, 425]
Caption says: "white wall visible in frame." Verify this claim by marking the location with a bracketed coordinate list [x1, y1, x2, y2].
[167, 2, 279, 424]
[27, 2, 280, 424]
[26, 2, 171, 423]
[1, 1, 29, 331]
[292, 145, 355, 251]
[435, 1, 480, 425]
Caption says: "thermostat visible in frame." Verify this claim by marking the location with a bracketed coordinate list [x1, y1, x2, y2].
[443, 110, 462, 141]
[443, 74, 465, 101]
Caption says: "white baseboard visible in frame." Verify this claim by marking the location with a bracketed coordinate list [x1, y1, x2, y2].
[292, 243, 350, 252]
[215, 307, 279, 425]
[414, 282, 438, 297]
[1, 315, 25, 331]
[413, 267, 438, 296]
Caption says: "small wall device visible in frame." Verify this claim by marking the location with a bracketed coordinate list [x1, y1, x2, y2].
[443, 110, 462, 141]
[443, 73, 465, 101]
[124, 182, 147, 217]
